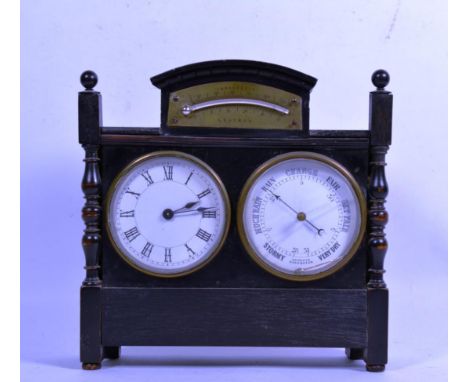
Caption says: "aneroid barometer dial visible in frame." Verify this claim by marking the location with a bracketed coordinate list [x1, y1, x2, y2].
[238, 152, 366, 281]
[106, 151, 230, 277]
[166, 81, 303, 130]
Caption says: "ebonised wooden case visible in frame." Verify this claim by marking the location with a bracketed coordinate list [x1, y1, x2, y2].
[78, 60, 392, 372]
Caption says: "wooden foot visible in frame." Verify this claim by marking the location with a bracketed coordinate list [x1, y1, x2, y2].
[366, 364, 385, 372]
[103, 346, 121, 360]
[80, 286, 103, 368]
[345, 348, 364, 360]
[364, 288, 388, 371]
[82, 362, 101, 370]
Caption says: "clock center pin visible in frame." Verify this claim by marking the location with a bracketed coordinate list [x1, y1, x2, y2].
[162, 208, 174, 220]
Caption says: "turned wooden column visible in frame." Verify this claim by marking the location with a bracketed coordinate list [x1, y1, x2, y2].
[367, 145, 389, 288]
[79, 70, 104, 369]
[365, 69, 392, 372]
[79, 70, 103, 286]
[367, 69, 392, 289]
[81, 145, 102, 286]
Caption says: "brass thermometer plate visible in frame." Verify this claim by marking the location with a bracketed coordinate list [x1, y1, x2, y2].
[167, 81, 303, 130]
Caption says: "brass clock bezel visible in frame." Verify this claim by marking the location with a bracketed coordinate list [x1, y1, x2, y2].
[237, 151, 367, 282]
[105, 150, 231, 278]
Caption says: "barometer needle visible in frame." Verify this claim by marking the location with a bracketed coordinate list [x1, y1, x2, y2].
[305, 220, 325, 236]
[265, 189, 298, 215]
[265, 188, 324, 235]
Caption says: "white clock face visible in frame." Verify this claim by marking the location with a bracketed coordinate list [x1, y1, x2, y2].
[238, 152, 365, 281]
[107, 151, 230, 277]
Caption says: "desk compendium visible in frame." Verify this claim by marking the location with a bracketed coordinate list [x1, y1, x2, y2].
[78, 60, 393, 371]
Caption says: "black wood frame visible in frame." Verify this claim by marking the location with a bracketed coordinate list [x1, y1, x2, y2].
[78, 62, 392, 372]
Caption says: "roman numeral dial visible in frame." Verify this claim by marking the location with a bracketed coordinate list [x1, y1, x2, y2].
[107, 151, 230, 278]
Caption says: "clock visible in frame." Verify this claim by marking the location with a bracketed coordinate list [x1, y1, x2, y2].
[106, 151, 230, 278]
[78, 60, 393, 372]
[238, 151, 366, 281]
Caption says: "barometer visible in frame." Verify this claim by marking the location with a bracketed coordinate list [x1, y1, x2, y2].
[166, 81, 302, 131]
[238, 152, 366, 281]
[78, 60, 393, 372]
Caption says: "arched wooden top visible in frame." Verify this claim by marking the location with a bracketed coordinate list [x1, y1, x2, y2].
[150, 60, 317, 94]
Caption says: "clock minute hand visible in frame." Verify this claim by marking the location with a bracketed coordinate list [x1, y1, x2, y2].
[173, 206, 216, 215]
[196, 206, 216, 212]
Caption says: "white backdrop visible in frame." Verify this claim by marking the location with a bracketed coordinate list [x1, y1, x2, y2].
[21, 1, 447, 381]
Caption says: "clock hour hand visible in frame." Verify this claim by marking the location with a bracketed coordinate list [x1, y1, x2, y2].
[173, 201, 200, 213]
[265, 188, 324, 235]
[162, 201, 200, 220]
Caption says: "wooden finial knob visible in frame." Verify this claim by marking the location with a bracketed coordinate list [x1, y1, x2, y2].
[80, 70, 98, 90]
[371, 69, 390, 90]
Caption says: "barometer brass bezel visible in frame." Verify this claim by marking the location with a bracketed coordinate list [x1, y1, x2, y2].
[105, 150, 231, 278]
[237, 151, 367, 282]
